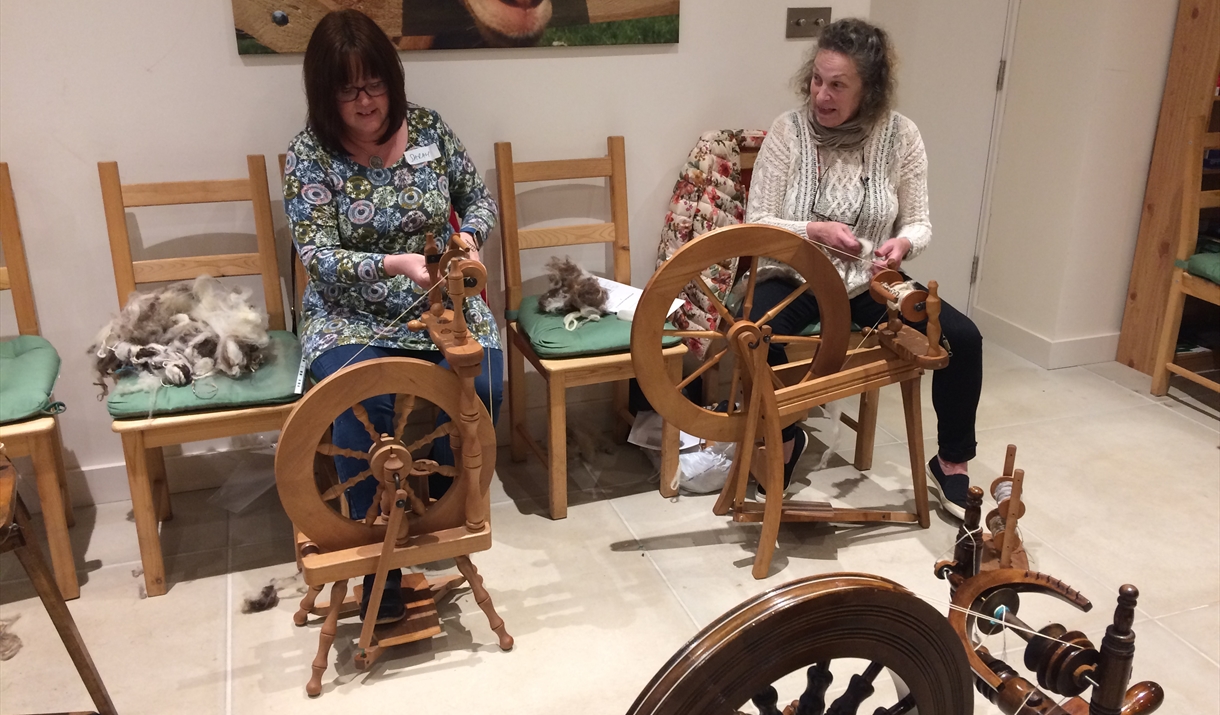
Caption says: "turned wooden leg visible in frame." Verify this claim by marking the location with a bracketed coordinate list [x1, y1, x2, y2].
[31, 430, 78, 600]
[900, 378, 930, 529]
[454, 555, 513, 651]
[546, 372, 568, 520]
[295, 583, 324, 626]
[307, 579, 347, 697]
[508, 334, 527, 463]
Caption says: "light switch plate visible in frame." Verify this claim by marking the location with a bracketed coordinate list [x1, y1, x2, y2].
[786, 8, 832, 39]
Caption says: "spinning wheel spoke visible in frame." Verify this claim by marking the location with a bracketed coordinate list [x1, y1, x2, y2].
[316, 443, 369, 461]
[320, 469, 371, 502]
[677, 344, 728, 391]
[417, 462, 458, 478]
[662, 329, 726, 341]
[755, 282, 809, 329]
[693, 276, 736, 327]
[403, 422, 457, 454]
[740, 256, 760, 321]
[392, 394, 417, 441]
[350, 402, 380, 441]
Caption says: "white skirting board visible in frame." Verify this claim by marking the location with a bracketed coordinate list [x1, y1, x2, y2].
[971, 307, 1121, 370]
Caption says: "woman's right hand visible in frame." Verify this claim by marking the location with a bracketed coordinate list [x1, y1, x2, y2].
[384, 253, 435, 289]
[806, 221, 862, 258]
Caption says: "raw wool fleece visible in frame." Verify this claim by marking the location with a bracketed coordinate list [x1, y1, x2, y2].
[539, 256, 609, 326]
[90, 275, 272, 395]
[656, 129, 767, 358]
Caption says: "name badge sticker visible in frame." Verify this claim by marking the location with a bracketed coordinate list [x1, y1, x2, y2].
[405, 144, 441, 166]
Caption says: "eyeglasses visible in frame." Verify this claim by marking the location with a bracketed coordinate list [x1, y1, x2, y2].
[337, 80, 388, 103]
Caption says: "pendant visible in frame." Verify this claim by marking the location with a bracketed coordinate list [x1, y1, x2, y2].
[369, 155, 384, 169]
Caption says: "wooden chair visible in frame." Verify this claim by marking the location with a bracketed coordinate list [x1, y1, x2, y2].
[1151, 115, 1220, 396]
[98, 155, 299, 597]
[495, 137, 687, 519]
[0, 448, 115, 714]
[0, 163, 78, 600]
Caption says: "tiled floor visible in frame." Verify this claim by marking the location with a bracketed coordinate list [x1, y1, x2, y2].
[1, 345, 1217, 714]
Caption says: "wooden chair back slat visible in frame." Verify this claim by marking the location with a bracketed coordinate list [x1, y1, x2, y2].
[98, 156, 286, 331]
[121, 179, 252, 207]
[517, 222, 616, 250]
[0, 163, 42, 335]
[739, 149, 758, 171]
[132, 253, 264, 284]
[494, 136, 630, 314]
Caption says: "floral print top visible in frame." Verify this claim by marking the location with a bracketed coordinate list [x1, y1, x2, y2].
[284, 104, 500, 367]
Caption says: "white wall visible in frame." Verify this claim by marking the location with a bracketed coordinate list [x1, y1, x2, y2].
[973, 0, 1178, 368]
[0, 0, 869, 506]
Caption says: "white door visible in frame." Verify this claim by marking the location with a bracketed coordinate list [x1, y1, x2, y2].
[869, 0, 1012, 310]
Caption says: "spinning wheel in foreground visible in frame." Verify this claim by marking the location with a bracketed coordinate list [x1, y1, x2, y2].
[627, 573, 974, 715]
[275, 233, 512, 697]
[631, 224, 948, 578]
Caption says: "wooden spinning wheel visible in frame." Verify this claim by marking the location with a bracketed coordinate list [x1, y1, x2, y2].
[275, 233, 512, 697]
[627, 573, 974, 715]
[631, 224, 949, 579]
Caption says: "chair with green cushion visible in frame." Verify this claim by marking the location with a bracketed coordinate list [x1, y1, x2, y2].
[495, 137, 687, 519]
[1152, 117, 1220, 396]
[98, 156, 300, 596]
[0, 162, 79, 599]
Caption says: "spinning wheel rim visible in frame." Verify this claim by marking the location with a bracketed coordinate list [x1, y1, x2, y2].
[632, 224, 852, 443]
[275, 357, 496, 553]
[627, 573, 973, 715]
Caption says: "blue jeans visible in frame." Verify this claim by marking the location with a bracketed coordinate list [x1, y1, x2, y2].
[309, 344, 504, 520]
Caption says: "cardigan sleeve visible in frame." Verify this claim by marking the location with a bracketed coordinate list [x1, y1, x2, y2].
[436, 114, 497, 248]
[283, 131, 392, 285]
[745, 112, 811, 239]
[892, 116, 932, 260]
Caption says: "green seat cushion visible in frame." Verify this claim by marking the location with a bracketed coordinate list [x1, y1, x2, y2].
[515, 295, 683, 358]
[0, 335, 62, 424]
[107, 330, 302, 419]
[1186, 252, 1220, 285]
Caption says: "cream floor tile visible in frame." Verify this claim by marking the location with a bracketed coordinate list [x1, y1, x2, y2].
[1085, 360, 1220, 432]
[228, 497, 695, 713]
[1123, 618, 1220, 715]
[875, 344, 1156, 443]
[1158, 602, 1220, 666]
[0, 549, 228, 715]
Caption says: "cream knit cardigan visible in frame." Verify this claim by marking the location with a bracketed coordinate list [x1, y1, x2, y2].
[745, 109, 932, 299]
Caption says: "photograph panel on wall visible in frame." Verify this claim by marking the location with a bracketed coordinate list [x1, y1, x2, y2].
[234, 0, 680, 54]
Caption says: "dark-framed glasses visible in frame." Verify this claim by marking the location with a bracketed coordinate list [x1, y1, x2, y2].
[337, 80, 388, 102]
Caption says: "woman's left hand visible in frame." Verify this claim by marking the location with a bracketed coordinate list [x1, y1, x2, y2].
[872, 237, 911, 275]
[456, 232, 481, 264]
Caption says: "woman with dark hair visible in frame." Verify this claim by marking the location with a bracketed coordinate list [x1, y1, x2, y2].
[745, 18, 982, 520]
[284, 9, 501, 623]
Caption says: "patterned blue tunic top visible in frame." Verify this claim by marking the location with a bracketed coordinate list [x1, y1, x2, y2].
[284, 104, 500, 367]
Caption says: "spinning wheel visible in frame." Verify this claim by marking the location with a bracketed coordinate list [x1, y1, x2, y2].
[627, 573, 974, 715]
[631, 224, 948, 579]
[275, 233, 512, 697]
[276, 357, 496, 553]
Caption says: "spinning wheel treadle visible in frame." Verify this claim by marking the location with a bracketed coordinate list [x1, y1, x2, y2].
[631, 224, 948, 579]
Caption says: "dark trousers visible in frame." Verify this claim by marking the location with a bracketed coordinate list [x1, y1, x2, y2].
[310, 343, 505, 519]
[749, 278, 982, 463]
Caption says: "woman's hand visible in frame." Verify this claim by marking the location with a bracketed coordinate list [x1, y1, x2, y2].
[384, 253, 434, 289]
[806, 221, 862, 258]
[872, 237, 911, 276]
[457, 232, 481, 265]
